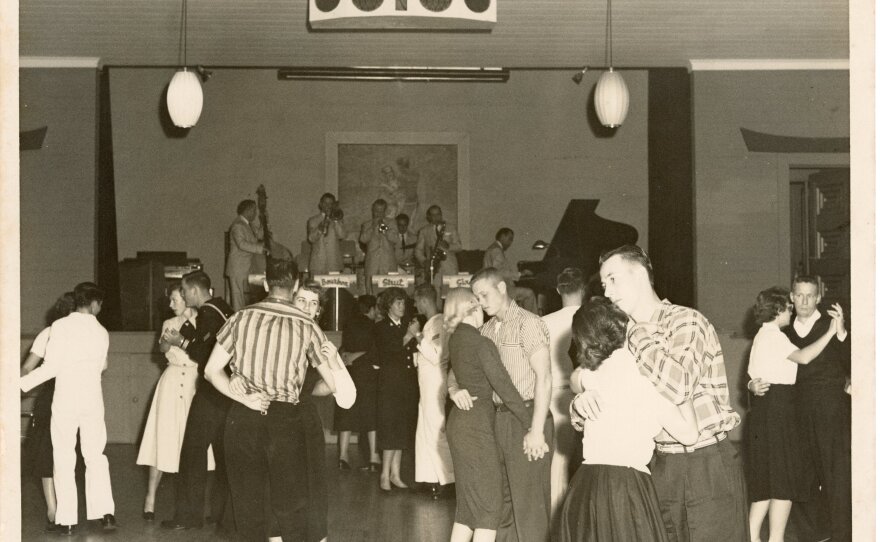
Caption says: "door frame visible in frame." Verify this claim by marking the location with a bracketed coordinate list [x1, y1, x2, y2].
[776, 153, 849, 288]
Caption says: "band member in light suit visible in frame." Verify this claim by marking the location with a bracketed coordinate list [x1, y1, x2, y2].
[307, 193, 346, 275]
[226, 199, 269, 311]
[415, 205, 462, 287]
[360, 199, 398, 294]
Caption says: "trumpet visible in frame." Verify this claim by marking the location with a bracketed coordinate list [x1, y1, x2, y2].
[320, 202, 344, 235]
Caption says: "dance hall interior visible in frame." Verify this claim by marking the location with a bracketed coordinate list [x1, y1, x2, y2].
[3, 1, 872, 541]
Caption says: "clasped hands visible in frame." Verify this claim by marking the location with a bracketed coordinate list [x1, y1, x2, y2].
[229, 373, 270, 413]
[449, 388, 548, 461]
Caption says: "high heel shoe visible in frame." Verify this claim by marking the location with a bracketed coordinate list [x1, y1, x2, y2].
[338, 459, 351, 471]
[142, 511, 155, 521]
[390, 478, 409, 490]
[379, 477, 392, 492]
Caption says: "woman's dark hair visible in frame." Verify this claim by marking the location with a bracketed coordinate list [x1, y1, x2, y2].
[47, 292, 76, 324]
[753, 287, 791, 324]
[357, 294, 377, 315]
[571, 297, 629, 371]
[378, 287, 407, 314]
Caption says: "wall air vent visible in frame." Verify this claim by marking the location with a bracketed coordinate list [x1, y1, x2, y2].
[309, 0, 496, 30]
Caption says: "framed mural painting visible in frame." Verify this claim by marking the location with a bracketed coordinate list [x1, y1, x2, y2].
[325, 132, 470, 247]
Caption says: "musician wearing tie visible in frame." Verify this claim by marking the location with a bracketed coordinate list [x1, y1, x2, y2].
[226, 200, 269, 312]
[415, 205, 462, 287]
[394, 213, 417, 270]
[483, 228, 538, 314]
[307, 193, 346, 275]
[360, 199, 398, 294]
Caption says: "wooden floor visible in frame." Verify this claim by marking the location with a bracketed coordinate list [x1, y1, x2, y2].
[20, 443, 829, 541]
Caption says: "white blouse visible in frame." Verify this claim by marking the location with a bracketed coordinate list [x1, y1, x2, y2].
[748, 322, 799, 385]
[579, 348, 670, 474]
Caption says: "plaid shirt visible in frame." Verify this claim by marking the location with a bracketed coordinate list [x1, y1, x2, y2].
[572, 301, 740, 443]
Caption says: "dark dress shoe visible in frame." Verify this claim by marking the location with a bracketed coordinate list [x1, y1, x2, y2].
[369, 462, 381, 473]
[44, 521, 58, 533]
[161, 520, 190, 530]
[101, 514, 117, 531]
[56, 524, 75, 536]
[338, 459, 351, 470]
[142, 511, 155, 521]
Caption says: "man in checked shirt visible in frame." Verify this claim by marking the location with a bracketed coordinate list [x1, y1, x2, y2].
[570, 245, 748, 541]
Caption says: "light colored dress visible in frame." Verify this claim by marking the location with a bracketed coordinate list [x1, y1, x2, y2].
[136, 312, 215, 472]
[414, 313, 455, 484]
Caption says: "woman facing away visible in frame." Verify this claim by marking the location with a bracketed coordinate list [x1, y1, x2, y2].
[136, 283, 213, 520]
[20, 291, 76, 532]
[745, 287, 844, 542]
[444, 288, 532, 542]
[559, 297, 699, 542]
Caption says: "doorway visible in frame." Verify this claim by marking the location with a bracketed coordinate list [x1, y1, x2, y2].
[789, 167, 850, 307]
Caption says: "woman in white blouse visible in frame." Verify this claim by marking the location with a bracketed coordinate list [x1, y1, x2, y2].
[745, 287, 843, 542]
[559, 297, 698, 542]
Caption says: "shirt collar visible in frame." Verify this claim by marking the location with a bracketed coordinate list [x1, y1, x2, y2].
[389, 315, 402, 326]
[495, 301, 519, 323]
[793, 309, 821, 335]
[240, 215, 250, 225]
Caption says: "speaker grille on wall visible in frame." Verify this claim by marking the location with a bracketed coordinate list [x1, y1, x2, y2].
[309, 0, 496, 30]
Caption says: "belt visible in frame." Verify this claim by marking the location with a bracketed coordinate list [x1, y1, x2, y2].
[655, 432, 726, 454]
[495, 399, 533, 412]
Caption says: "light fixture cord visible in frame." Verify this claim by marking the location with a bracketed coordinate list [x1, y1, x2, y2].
[605, 0, 613, 68]
[177, 0, 188, 68]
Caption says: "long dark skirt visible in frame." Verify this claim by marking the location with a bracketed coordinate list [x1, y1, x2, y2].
[334, 363, 378, 432]
[558, 464, 668, 542]
[25, 382, 55, 478]
[747, 384, 810, 502]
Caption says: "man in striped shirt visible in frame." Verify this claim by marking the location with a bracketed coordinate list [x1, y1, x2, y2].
[203, 259, 354, 542]
[570, 245, 748, 542]
[469, 267, 553, 542]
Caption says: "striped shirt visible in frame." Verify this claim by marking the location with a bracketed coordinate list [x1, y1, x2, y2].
[216, 298, 327, 404]
[480, 301, 550, 401]
[626, 301, 740, 443]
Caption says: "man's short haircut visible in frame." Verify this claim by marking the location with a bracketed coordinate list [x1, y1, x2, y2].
[182, 270, 212, 292]
[599, 244, 654, 285]
[396, 213, 410, 223]
[426, 205, 441, 217]
[378, 287, 408, 314]
[266, 258, 298, 289]
[73, 282, 105, 308]
[320, 192, 336, 202]
[299, 280, 323, 297]
[414, 284, 437, 305]
[495, 227, 514, 241]
[753, 287, 790, 324]
[470, 267, 505, 287]
[792, 275, 820, 291]
[357, 294, 377, 315]
[237, 199, 256, 216]
[571, 297, 629, 371]
[373, 198, 387, 208]
[556, 267, 586, 296]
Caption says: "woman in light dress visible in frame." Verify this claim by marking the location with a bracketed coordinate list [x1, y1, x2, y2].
[136, 284, 213, 520]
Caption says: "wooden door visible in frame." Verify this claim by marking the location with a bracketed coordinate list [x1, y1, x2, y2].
[806, 168, 850, 307]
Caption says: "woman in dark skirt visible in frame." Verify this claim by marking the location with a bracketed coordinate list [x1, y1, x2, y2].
[444, 288, 531, 542]
[20, 292, 76, 531]
[746, 287, 843, 542]
[334, 294, 381, 471]
[560, 298, 699, 542]
[374, 287, 420, 491]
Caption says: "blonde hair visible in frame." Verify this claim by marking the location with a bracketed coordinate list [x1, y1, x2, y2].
[443, 288, 477, 334]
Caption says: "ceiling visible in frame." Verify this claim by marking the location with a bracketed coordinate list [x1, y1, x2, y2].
[19, 0, 848, 68]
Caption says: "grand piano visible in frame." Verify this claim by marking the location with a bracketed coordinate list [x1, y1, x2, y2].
[518, 199, 638, 312]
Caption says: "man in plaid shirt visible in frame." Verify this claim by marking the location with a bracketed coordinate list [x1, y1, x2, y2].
[571, 245, 748, 541]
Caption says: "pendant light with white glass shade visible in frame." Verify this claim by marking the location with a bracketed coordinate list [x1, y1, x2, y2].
[166, 0, 203, 128]
[594, 0, 629, 128]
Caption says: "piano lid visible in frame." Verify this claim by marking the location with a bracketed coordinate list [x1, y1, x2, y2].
[520, 199, 638, 292]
